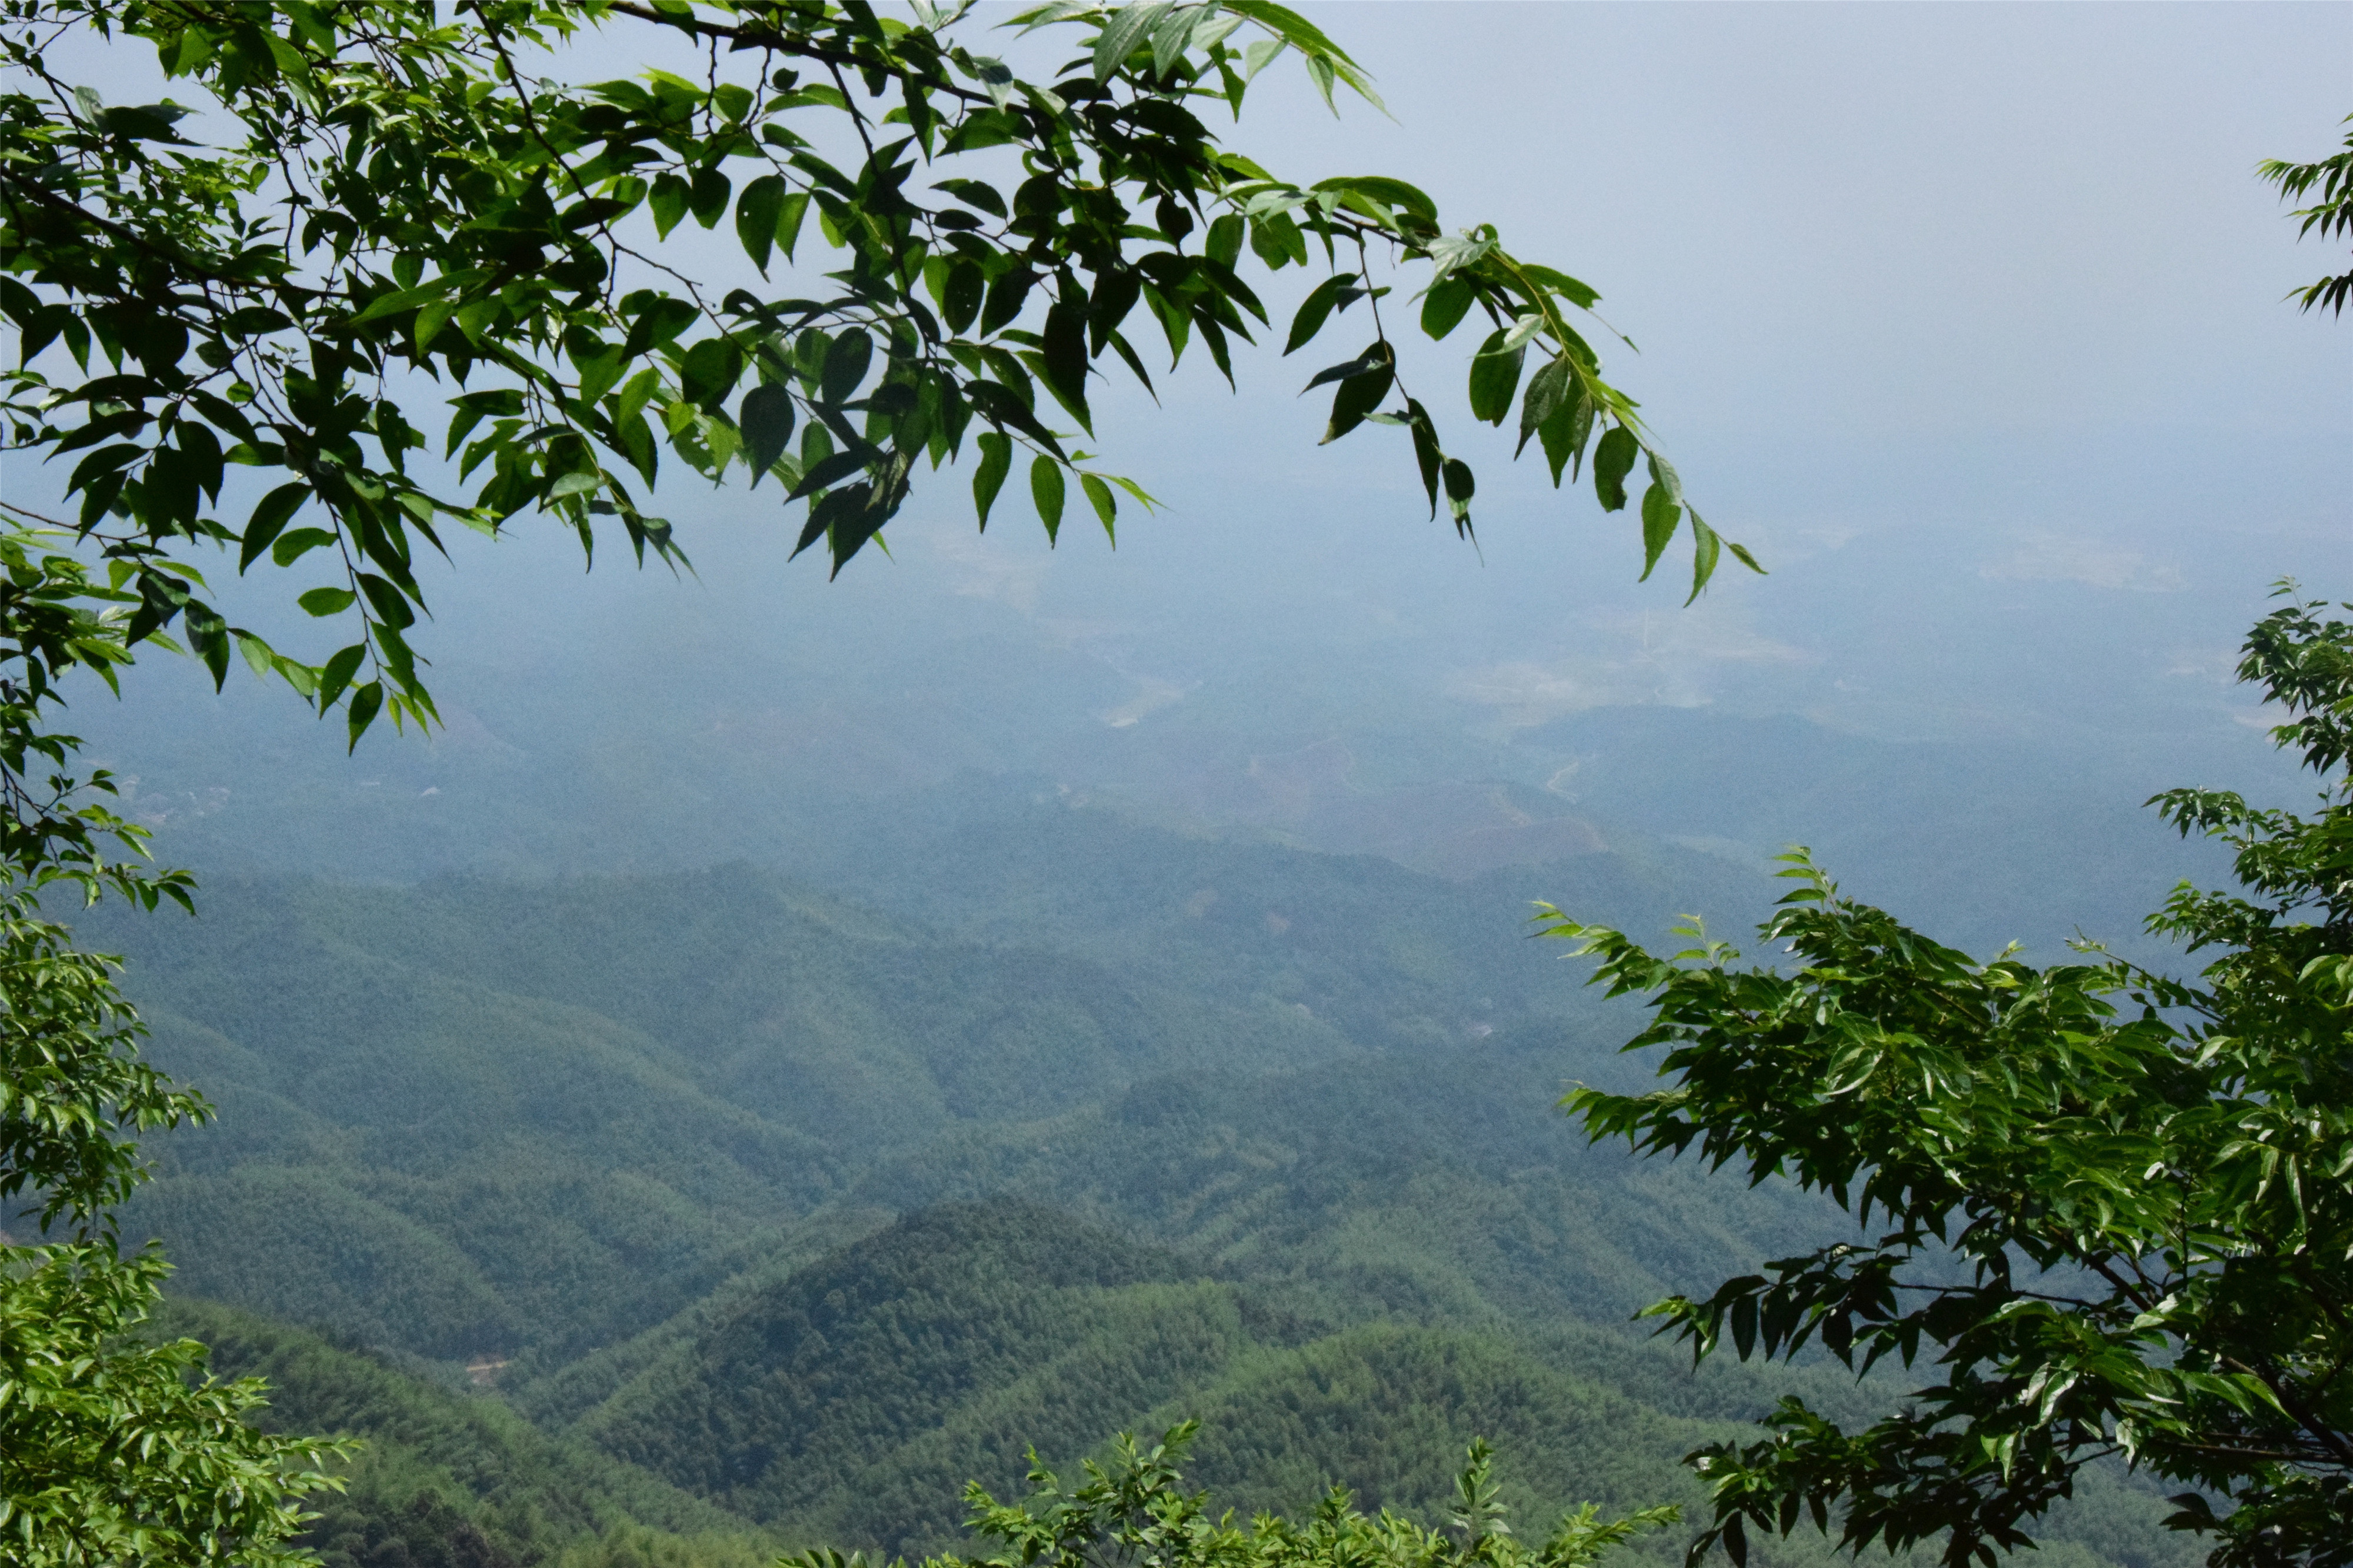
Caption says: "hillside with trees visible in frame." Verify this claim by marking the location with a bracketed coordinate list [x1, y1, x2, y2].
[0, 1, 2341, 1565]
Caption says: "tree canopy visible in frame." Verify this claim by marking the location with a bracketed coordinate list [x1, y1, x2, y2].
[945, 1424, 1678, 1568]
[2, 0, 1746, 774]
[0, 2, 1735, 1560]
[2262, 115, 2353, 316]
[1541, 593, 2353, 1568]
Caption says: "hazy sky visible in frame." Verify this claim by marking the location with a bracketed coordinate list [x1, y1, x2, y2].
[21, 3, 2353, 813]
[508, 1, 2351, 750]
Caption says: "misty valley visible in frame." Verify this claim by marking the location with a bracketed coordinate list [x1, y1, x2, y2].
[1, 2, 2341, 1566]
[67, 776, 2214, 1568]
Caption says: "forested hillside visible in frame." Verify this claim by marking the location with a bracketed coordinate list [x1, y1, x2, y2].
[71, 804, 2199, 1568]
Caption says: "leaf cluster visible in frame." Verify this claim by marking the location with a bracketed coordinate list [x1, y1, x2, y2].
[2, 0, 1748, 766]
[2261, 115, 2353, 316]
[0, 1241, 350, 1566]
[932, 1424, 1677, 1568]
[1538, 593, 2353, 1567]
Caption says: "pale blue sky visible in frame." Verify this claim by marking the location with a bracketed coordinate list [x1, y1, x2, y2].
[25, 2, 2353, 888]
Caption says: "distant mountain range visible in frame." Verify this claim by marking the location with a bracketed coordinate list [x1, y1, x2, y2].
[74, 803, 2208, 1567]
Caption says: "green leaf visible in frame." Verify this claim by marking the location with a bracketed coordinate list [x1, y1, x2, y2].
[1079, 472, 1116, 542]
[1537, 389, 1592, 487]
[786, 449, 869, 502]
[1639, 480, 1681, 581]
[1249, 211, 1308, 269]
[1466, 329, 1524, 426]
[689, 166, 732, 229]
[1521, 262, 1600, 310]
[1030, 455, 1065, 542]
[296, 587, 356, 617]
[1685, 513, 1724, 604]
[1094, 0, 1178, 83]
[1285, 275, 1348, 355]
[740, 383, 798, 484]
[1309, 175, 1439, 229]
[1516, 355, 1573, 458]
[1407, 399, 1442, 519]
[736, 174, 786, 272]
[944, 260, 986, 335]
[1205, 213, 1245, 269]
[681, 338, 746, 409]
[649, 173, 691, 238]
[776, 191, 811, 262]
[316, 643, 366, 711]
[271, 528, 338, 568]
[982, 267, 1036, 336]
[1040, 301, 1091, 421]
[348, 271, 478, 326]
[1322, 362, 1393, 445]
[1442, 457, 1474, 528]
[238, 482, 311, 573]
[357, 572, 416, 630]
[1420, 276, 1476, 341]
[934, 178, 1006, 217]
[1592, 425, 1638, 512]
[1302, 340, 1389, 392]
[346, 679, 383, 752]
[815, 329, 872, 405]
[972, 431, 1012, 528]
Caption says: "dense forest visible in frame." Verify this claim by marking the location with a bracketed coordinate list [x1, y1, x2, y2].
[71, 803, 2200, 1568]
[1, 0, 2341, 1564]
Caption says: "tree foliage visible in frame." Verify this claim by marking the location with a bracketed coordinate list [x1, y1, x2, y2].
[1538, 592, 2353, 1568]
[934, 1424, 1678, 1568]
[0, 3, 1738, 1554]
[0, 889, 348, 1564]
[2262, 115, 2353, 316]
[0, 0, 1747, 767]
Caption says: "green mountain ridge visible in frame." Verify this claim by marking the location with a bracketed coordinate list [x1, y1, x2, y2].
[51, 804, 2209, 1567]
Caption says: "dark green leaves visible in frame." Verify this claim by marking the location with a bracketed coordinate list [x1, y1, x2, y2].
[819, 329, 872, 404]
[1040, 301, 1091, 426]
[1592, 426, 1638, 512]
[1539, 603, 2353, 1567]
[1419, 276, 1476, 341]
[1284, 273, 1358, 355]
[736, 174, 787, 273]
[1515, 355, 1572, 458]
[0, 0, 1749, 776]
[1305, 339, 1394, 445]
[1080, 472, 1117, 542]
[681, 338, 746, 410]
[740, 383, 797, 484]
[1029, 454, 1065, 541]
[972, 431, 1012, 528]
[1638, 479, 1679, 581]
[942, 261, 985, 335]
[1466, 329, 1524, 425]
[238, 482, 311, 572]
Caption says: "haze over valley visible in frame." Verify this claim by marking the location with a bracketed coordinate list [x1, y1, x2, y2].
[5, 5, 2344, 1567]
